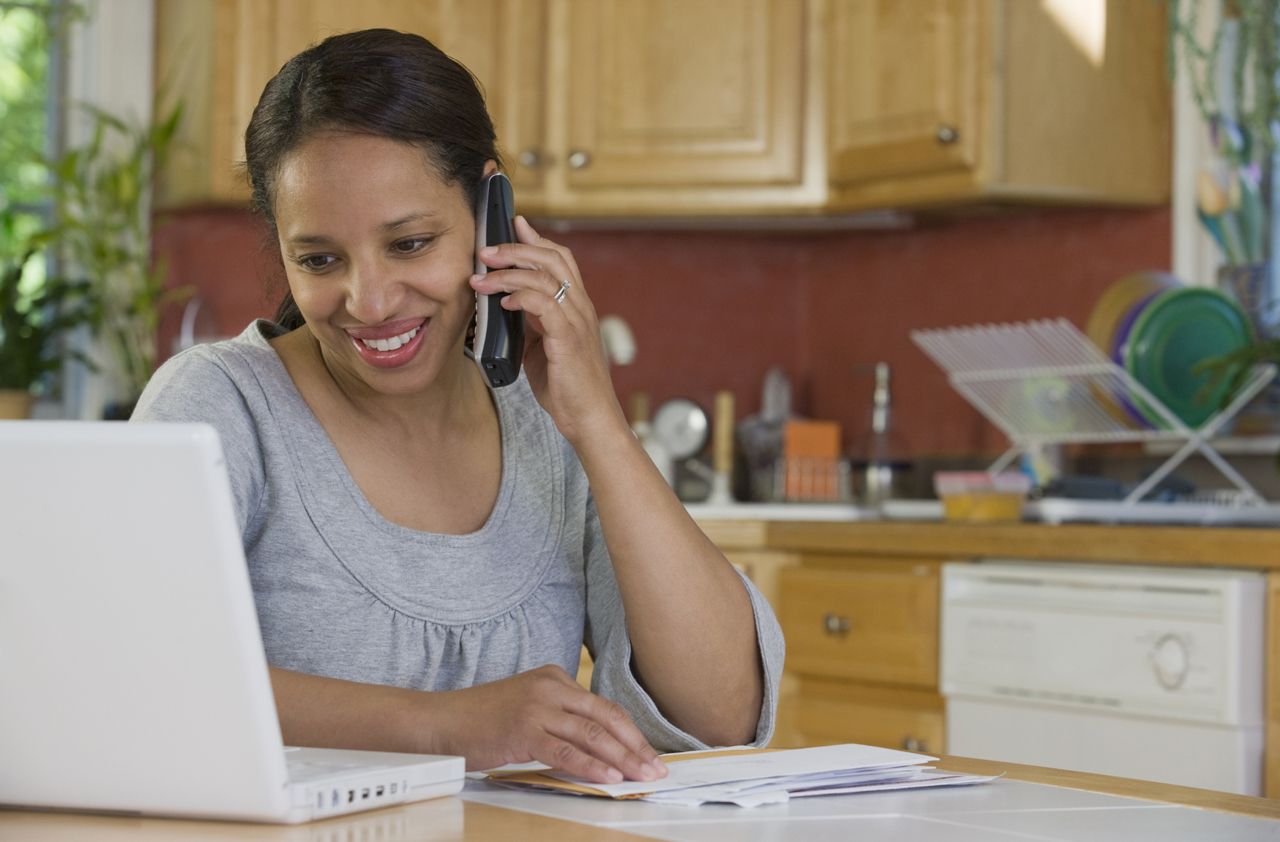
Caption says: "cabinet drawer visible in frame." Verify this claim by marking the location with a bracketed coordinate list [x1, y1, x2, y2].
[794, 678, 944, 754]
[780, 561, 939, 687]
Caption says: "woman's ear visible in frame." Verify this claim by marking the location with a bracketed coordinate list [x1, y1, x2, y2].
[482, 159, 499, 178]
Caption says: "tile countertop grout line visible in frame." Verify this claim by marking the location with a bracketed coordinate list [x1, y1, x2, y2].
[912, 813, 1080, 842]
[592, 805, 1179, 829]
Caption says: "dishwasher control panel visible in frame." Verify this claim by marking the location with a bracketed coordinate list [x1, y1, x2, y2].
[940, 561, 1264, 727]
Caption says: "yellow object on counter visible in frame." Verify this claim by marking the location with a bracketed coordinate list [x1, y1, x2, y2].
[935, 471, 1031, 523]
[940, 490, 1025, 522]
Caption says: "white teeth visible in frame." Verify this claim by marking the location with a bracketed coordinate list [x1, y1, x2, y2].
[360, 325, 419, 352]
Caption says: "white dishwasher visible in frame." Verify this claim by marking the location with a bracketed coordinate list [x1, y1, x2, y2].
[940, 560, 1265, 795]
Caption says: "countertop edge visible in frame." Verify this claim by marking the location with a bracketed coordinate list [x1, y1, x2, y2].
[695, 519, 1280, 568]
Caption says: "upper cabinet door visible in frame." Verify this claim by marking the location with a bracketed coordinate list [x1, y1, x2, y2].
[275, 1, 550, 200]
[160, 0, 543, 205]
[198, 0, 457, 203]
[443, 0, 550, 199]
[826, 0, 987, 187]
[561, 0, 806, 190]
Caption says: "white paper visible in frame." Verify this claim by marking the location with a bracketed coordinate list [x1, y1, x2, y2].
[639, 770, 1001, 807]
[544, 744, 937, 798]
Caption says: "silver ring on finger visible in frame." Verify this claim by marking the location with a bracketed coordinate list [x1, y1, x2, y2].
[553, 278, 571, 305]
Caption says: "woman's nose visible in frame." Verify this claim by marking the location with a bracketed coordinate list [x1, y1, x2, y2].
[345, 261, 403, 324]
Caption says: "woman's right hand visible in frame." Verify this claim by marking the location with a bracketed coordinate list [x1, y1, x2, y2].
[429, 664, 669, 784]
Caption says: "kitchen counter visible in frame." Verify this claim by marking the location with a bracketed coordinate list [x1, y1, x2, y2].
[697, 518, 1280, 568]
[691, 515, 1280, 798]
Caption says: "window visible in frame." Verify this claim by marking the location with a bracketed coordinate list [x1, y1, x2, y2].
[0, 0, 67, 257]
[1, 0, 76, 335]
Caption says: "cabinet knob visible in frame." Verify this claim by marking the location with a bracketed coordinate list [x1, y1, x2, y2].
[902, 736, 925, 752]
[936, 124, 959, 145]
[822, 612, 851, 637]
[567, 149, 592, 170]
[517, 148, 544, 169]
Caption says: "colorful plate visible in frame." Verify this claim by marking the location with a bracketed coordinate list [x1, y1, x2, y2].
[1085, 271, 1182, 361]
[1109, 291, 1165, 427]
[1084, 271, 1181, 425]
[1122, 287, 1253, 429]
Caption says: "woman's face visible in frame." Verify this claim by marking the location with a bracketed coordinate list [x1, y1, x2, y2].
[272, 132, 478, 398]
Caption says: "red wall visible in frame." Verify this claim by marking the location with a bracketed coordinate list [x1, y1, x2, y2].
[154, 204, 1171, 457]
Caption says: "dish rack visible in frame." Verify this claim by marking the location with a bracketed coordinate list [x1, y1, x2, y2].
[911, 318, 1278, 513]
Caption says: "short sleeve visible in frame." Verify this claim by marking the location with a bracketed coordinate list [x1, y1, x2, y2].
[581, 496, 785, 752]
[131, 347, 267, 536]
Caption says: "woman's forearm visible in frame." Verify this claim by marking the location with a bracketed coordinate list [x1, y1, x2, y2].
[269, 666, 436, 754]
[573, 416, 764, 746]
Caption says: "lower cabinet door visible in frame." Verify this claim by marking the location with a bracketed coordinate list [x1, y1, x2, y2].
[794, 677, 945, 754]
[781, 560, 940, 687]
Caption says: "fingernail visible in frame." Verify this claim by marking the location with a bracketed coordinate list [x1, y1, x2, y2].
[648, 760, 668, 778]
[605, 767, 623, 783]
[479, 245, 497, 257]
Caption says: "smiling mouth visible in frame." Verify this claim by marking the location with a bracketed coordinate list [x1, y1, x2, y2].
[358, 325, 420, 352]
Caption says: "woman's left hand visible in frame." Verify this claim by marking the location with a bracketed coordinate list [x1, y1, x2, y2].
[471, 216, 625, 443]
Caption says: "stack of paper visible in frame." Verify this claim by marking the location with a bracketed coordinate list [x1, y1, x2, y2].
[487, 744, 998, 807]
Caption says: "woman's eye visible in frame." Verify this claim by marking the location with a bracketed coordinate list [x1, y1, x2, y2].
[391, 237, 432, 256]
[296, 254, 336, 272]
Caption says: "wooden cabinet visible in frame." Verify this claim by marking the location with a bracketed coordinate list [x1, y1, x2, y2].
[826, 0, 1170, 210]
[795, 678, 944, 754]
[697, 519, 945, 751]
[155, 0, 545, 206]
[827, 0, 984, 190]
[542, 0, 813, 214]
[156, 0, 1168, 214]
[779, 556, 944, 752]
[782, 561, 938, 686]
[723, 548, 803, 747]
[155, 0, 815, 213]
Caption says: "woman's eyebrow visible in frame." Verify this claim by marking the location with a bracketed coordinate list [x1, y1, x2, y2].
[383, 212, 439, 231]
[286, 233, 335, 246]
[286, 212, 442, 246]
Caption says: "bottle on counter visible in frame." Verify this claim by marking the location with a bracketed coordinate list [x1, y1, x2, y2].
[851, 362, 912, 507]
[630, 392, 674, 487]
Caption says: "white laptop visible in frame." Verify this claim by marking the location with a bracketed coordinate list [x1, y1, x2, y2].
[0, 421, 464, 823]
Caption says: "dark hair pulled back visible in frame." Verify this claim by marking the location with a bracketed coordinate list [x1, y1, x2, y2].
[244, 29, 500, 330]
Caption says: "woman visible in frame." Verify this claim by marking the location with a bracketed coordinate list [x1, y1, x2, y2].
[134, 28, 783, 784]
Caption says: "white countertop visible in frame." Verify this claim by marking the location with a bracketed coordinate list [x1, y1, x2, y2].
[462, 777, 1280, 841]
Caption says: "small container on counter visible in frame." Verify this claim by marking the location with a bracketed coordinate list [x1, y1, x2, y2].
[934, 471, 1032, 522]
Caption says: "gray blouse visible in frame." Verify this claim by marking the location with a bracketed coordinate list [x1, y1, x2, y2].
[132, 320, 784, 751]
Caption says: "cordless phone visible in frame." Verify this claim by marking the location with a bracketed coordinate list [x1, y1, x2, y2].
[471, 172, 524, 388]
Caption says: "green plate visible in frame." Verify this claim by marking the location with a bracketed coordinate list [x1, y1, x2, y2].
[1124, 287, 1253, 429]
